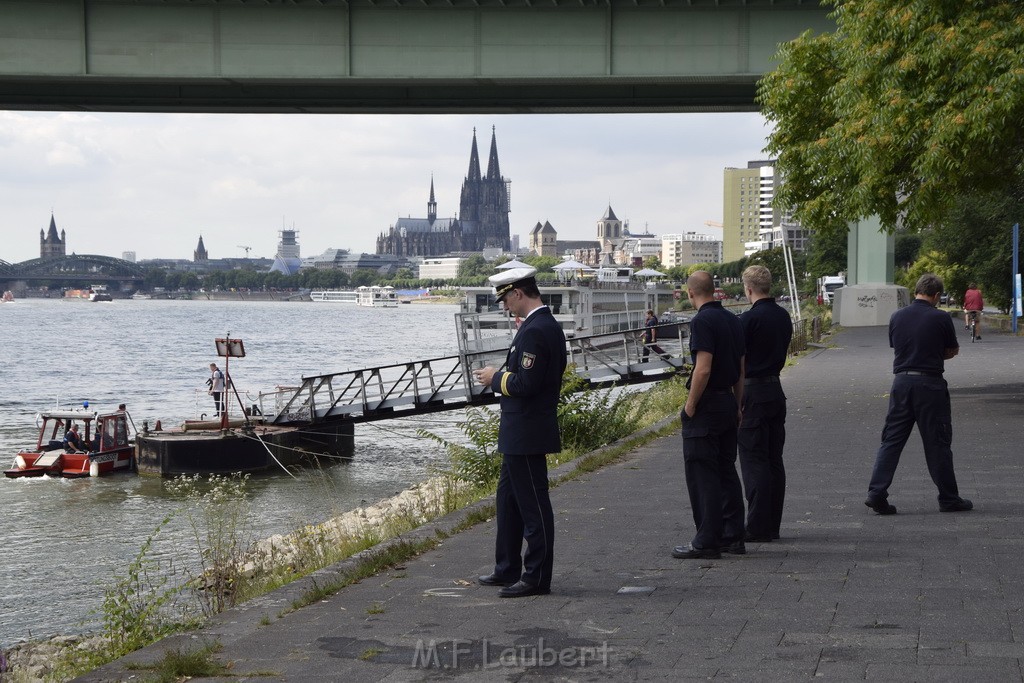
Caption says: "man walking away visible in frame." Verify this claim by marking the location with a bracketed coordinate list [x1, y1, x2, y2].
[641, 309, 667, 362]
[473, 267, 567, 597]
[865, 273, 973, 515]
[673, 271, 746, 560]
[737, 265, 792, 542]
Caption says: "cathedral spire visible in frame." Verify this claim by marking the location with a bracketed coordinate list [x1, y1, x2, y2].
[427, 176, 437, 223]
[485, 126, 501, 180]
[466, 127, 481, 183]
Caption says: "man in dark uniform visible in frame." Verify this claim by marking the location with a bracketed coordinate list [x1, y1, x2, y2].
[673, 271, 746, 560]
[473, 267, 567, 597]
[641, 309, 666, 362]
[865, 273, 974, 515]
[738, 265, 793, 542]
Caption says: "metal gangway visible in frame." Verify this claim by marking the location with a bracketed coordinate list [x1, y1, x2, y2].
[262, 322, 689, 427]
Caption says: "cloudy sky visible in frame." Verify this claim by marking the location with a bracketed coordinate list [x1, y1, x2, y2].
[0, 111, 771, 265]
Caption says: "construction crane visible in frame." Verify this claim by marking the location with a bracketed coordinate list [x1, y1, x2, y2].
[237, 245, 252, 257]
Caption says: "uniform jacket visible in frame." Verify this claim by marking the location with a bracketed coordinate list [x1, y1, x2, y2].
[489, 306, 567, 455]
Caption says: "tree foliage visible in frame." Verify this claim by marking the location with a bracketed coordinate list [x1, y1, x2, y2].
[758, 0, 1024, 237]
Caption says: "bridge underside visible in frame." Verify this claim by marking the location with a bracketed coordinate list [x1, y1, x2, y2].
[0, 0, 830, 113]
[0, 76, 760, 114]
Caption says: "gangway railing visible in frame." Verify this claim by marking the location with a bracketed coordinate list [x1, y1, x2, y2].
[262, 321, 690, 426]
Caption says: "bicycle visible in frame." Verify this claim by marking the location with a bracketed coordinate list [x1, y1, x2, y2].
[966, 309, 981, 342]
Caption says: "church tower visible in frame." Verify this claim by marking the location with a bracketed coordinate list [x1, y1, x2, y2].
[40, 214, 66, 258]
[427, 177, 437, 224]
[597, 205, 623, 255]
[479, 127, 511, 251]
[194, 235, 208, 262]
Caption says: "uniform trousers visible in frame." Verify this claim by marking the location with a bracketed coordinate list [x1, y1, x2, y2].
[738, 385, 787, 539]
[681, 392, 745, 550]
[493, 453, 554, 589]
[867, 374, 961, 506]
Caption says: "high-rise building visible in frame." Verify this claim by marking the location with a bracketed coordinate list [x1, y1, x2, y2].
[723, 160, 806, 262]
[723, 161, 775, 263]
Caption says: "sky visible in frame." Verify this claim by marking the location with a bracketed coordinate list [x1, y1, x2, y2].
[0, 111, 772, 265]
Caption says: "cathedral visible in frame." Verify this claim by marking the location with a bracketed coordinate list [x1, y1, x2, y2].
[376, 128, 510, 257]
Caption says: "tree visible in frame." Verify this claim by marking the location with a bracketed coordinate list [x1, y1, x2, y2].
[458, 255, 490, 278]
[922, 176, 1024, 311]
[522, 255, 560, 273]
[759, 1, 1024, 237]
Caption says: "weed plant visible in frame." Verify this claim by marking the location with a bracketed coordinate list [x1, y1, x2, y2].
[166, 474, 257, 617]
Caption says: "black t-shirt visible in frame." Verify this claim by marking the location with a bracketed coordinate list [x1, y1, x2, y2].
[740, 298, 793, 378]
[890, 299, 958, 374]
[689, 301, 745, 390]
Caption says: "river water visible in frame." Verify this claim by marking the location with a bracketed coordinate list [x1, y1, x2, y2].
[0, 298, 468, 648]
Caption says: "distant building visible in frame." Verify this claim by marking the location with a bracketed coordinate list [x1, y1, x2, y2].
[528, 221, 558, 257]
[377, 128, 511, 257]
[306, 248, 412, 275]
[122, 251, 137, 263]
[723, 160, 805, 262]
[662, 233, 723, 268]
[40, 214, 66, 258]
[418, 257, 463, 280]
[277, 228, 300, 259]
[194, 235, 208, 262]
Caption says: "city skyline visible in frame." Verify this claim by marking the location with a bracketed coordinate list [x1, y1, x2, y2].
[0, 111, 771, 264]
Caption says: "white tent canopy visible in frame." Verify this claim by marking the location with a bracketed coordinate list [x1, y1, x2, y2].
[495, 258, 531, 270]
[634, 268, 666, 277]
[552, 259, 595, 271]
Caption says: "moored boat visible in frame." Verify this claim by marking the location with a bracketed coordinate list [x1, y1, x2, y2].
[4, 406, 135, 478]
[134, 336, 353, 476]
[356, 285, 398, 307]
[309, 289, 358, 303]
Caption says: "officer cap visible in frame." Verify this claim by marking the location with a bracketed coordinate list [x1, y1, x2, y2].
[488, 266, 538, 302]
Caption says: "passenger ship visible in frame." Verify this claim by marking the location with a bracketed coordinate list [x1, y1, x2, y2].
[309, 289, 358, 303]
[456, 267, 681, 353]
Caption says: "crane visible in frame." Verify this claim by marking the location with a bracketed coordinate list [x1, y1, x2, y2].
[237, 245, 252, 257]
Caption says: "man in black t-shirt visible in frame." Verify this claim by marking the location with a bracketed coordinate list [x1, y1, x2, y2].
[738, 265, 793, 542]
[672, 271, 746, 560]
[865, 273, 973, 515]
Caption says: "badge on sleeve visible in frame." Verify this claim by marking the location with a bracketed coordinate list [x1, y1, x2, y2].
[521, 352, 536, 369]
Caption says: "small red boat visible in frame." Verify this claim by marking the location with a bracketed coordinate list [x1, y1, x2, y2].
[4, 407, 135, 478]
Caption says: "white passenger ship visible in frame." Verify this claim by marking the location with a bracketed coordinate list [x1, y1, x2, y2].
[309, 290, 358, 304]
[456, 267, 682, 353]
[356, 285, 399, 308]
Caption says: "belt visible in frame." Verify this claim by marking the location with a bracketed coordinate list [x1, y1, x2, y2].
[744, 376, 780, 385]
[706, 388, 733, 395]
[897, 370, 942, 378]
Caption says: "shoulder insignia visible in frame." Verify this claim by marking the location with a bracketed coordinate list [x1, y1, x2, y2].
[521, 352, 536, 369]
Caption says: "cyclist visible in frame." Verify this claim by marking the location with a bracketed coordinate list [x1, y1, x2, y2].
[963, 283, 984, 340]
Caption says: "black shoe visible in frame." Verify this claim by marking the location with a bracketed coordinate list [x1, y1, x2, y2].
[720, 540, 746, 555]
[940, 498, 973, 512]
[771, 532, 781, 540]
[478, 574, 517, 587]
[865, 497, 897, 515]
[671, 543, 721, 560]
[498, 581, 549, 598]
[743, 533, 773, 543]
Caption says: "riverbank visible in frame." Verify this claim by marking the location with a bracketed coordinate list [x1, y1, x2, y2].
[78, 324, 1024, 681]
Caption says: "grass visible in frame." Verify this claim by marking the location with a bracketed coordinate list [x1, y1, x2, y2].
[123, 643, 230, 681]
